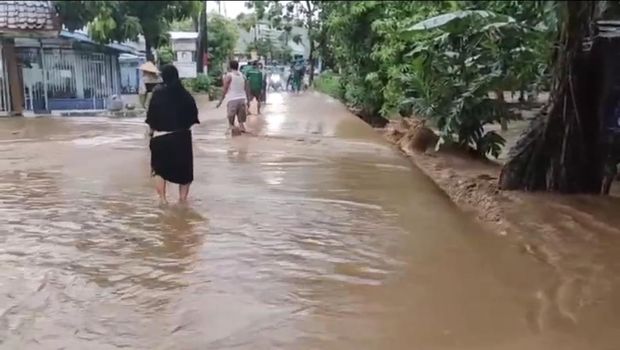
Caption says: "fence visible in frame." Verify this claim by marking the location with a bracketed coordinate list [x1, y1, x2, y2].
[17, 47, 121, 111]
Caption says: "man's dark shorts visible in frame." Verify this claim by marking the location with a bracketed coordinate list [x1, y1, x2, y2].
[249, 89, 261, 101]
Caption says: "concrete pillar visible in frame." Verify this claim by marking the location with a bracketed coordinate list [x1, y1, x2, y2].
[3, 39, 24, 115]
[40, 42, 48, 111]
[74, 52, 85, 98]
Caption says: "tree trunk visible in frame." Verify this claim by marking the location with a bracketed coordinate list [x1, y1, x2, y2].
[496, 89, 508, 131]
[145, 39, 154, 62]
[304, 0, 317, 85]
[499, 2, 604, 193]
[308, 39, 316, 85]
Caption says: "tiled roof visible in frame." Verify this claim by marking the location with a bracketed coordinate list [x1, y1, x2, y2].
[0, 1, 58, 33]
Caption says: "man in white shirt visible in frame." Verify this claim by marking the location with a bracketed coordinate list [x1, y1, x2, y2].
[217, 60, 249, 134]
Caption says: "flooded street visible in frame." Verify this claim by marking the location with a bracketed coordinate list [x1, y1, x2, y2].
[0, 92, 618, 349]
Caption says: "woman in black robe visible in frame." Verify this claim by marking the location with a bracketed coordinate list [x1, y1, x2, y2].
[146, 65, 199, 204]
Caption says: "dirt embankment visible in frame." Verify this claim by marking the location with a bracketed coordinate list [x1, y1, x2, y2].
[383, 117, 516, 234]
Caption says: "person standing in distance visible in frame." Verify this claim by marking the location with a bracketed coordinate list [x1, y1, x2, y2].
[217, 60, 248, 134]
[245, 61, 264, 115]
[258, 62, 267, 104]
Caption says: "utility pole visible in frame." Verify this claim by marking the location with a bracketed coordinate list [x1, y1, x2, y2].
[196, 0, 207, 74]
[205, 3, 208, 74]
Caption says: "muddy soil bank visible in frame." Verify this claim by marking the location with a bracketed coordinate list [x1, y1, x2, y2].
[381, 117, 620, 248]
[382, 118, 513, 233]
[383, 120, 620, 333]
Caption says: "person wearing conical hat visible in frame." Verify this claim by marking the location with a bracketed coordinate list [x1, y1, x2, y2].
[138, 62, 162, 108]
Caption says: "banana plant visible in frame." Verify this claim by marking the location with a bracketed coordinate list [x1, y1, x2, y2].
[400, 10, 527, 157]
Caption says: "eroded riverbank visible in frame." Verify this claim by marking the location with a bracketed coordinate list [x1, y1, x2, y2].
[383, 115, 620, 346]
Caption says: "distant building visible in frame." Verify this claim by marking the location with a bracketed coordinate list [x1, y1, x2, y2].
[118, 31, 198, 94]
[170, 31, 198, 79]
[234, 20, 311, 62]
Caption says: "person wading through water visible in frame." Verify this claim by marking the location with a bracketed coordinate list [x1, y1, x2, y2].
[217, 60, 249, 135]
[245, 60, 264, 115]
[146, 64, 199, 204]
[292, 59, 305, 94]
[258, 62, 267, 104]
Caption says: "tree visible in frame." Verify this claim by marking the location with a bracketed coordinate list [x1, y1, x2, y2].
[462, 1, 557, 126]
[247, 37, 289, 62]
[169, 18, 196, 31]
[321, 1, 389, 122]
[54, 1, 196, 62]
[237, 12, 260, 43]
[157, 45, 175, 65]
[247, 1, 322, 84]
[402, 10, 534, 157]
[498, 2, 613, 193]
[206, 13, 239, 76]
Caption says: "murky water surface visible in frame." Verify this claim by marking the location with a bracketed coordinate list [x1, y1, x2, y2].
[0, 93, 618, 349]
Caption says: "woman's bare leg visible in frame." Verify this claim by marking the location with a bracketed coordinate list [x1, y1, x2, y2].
[154, 176, 167, 204]
[179, 184, 191, 203]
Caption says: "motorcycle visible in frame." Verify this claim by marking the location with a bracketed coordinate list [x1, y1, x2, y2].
[269, 74, 283, 92]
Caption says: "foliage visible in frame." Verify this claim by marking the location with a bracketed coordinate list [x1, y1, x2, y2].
[54, 1, 196, 60]
[313, 70, 344, 100]
[157, 45, 174, 65]
[399, 10, 533, 156]
[170, 17, 196, 31]
[246, 37, 290, 62]
[206, 13, 239, 73]
[321, 1, 389, 118]
[185, 73, 212, 94]
[318, 0, 556, 158]
[247, 1, 322, 83]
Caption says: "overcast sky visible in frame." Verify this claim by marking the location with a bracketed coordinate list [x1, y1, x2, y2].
[206, 1, 251, 18]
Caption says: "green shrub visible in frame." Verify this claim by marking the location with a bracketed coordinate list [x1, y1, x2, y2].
[313, 70, 344, 100]
[208, 67, 225, 87]
[209, 86, 223, 101]
[157, 46, 174, 66]
[401, 11, 526, 158]
[185, 73, 212, 94]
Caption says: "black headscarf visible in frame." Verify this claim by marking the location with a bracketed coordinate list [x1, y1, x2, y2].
[161, 64, 183, 92]
[146, 64, 199, 132]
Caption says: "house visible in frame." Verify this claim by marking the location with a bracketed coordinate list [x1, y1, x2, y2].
[0, 0, 60, 116]
[0, 1, 138, 116]
[14, 30, 136, 112]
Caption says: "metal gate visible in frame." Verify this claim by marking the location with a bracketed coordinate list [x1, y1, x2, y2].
[18, 47, 46, 112]
[0, 43, 11, 114]
[16, 47, 121, 111]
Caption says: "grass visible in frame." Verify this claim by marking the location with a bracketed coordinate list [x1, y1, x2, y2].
[313, 71, 345, 100]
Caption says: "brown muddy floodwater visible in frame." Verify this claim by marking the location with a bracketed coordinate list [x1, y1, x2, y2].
[0, 93, 618, 349]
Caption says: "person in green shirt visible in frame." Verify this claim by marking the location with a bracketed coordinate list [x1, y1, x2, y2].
[245, 61, 264, 115]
